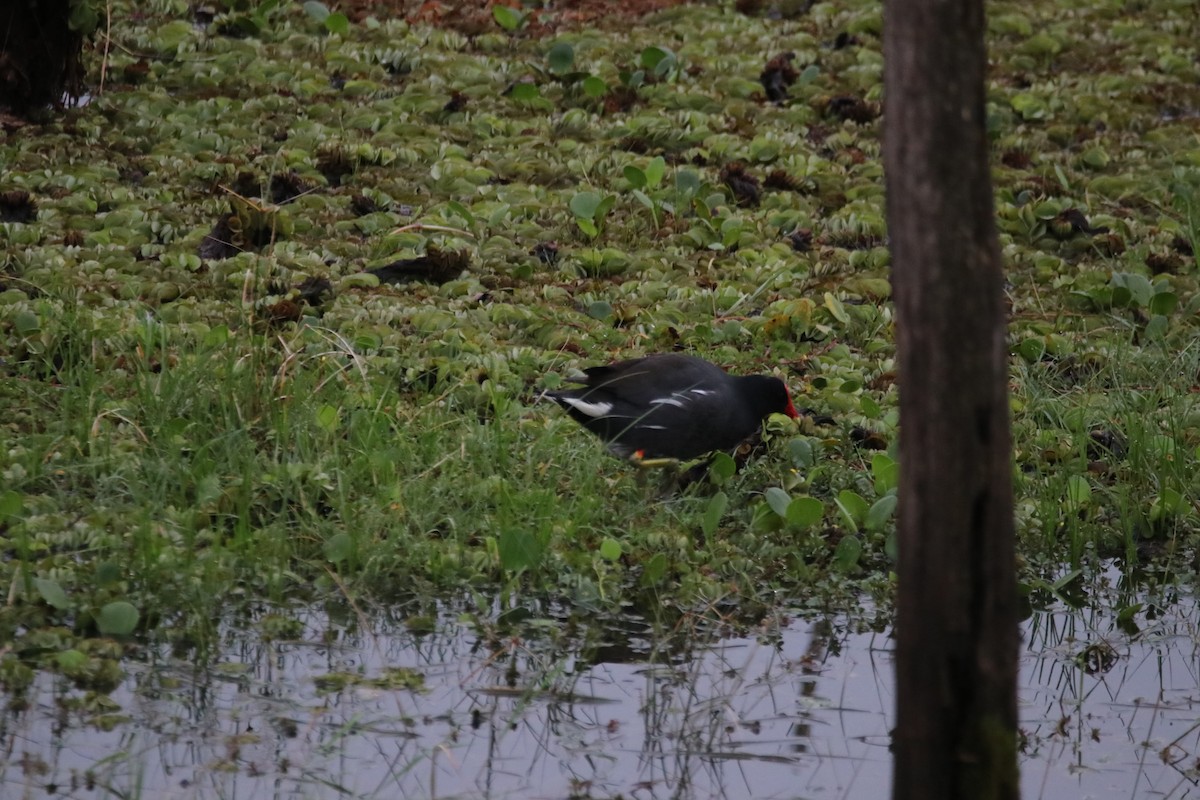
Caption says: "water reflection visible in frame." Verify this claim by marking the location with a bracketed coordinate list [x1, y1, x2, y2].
[1, 581, 1196, 799]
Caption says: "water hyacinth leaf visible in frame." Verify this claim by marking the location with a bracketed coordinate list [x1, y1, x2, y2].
[865, 495, 897, 531]
[492, 5, 523, 31]
[834, 535, 863, 572]
[595, 194, 616, 220]
[14, 310, 40, 335]
[798, 63, 820, 85]
[1150, 488, 1186, 523]
[498, 528, 545, 572]
[57, 649, 88, 671]
[645, 156, 666, 187]
[860, 394, 881, 418]
[1065, 475, 1092, 512]
[582, 75, 607, 97]
[1016, 337, 1046, 362]
[324, 12, 349, 34]
[675, 169, 701, 196]
[836, 489, 869, 530]
[871, 454, 898, 494]
[316, 404, 340, 432]
[641, 552, 668, 587]
[624, 165, 647, 189]
[1149, 291, 1177, 316]
[786, 496, 824, 529]
[702, 491, 729, 536]
[1146, 315, 1170, 340]
[765, 487, 792, 518]
[576, 218, 598, 238]
[509, 82, 540, 102]
[97, 601, 140, 636]
[632, 189, 654, 210]
[823, 293, 850, 324]
[447, 200, 475, 227]
[1111, 272, 1153, 307]
[788, 437, 815, 468]
[547, 42, 574, 74]
[587, 300, 613, 321]
[599, 538, 622, 561]
[570, 191, 602, 220]
[34, 578, 70, 610]
[641, 46, 676, 77]
[708, 452, 736, 484]
[303, 1, 330, 22]
[325, 533, 354, 563]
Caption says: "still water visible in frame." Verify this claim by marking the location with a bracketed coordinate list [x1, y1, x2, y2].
[2, 573, 1197, 799]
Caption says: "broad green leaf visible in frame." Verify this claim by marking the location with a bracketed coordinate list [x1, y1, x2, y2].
[575, 218, 598, 238]
[324, 532, 354, 563]
[570, 191, 602, 220]
[788, 437, 815, 468]
[1144, 315, 1169, 340]
[595, 194, 617, 220]
[645, 156, 666, 187]
[1065, 475, 1092, 511]
[1149, 291, 1178, 316]
[14, 311, 39, 335]
[303, 1, 330, 22]
[316, 404, 340, 432]
[623, 165, 647, 189]
[582, 76, 607, 97]
[492, 5, 523, 30]
[599, 538, 622, 561]
[871, 454, 899, 494]
[547, 42, 574, 74]
[632, 189, 654, 210]
[641, 552, 668, 586]
[447, 199, 475, 226]
[324, 12, 349, 34]
[675, 169, 701, 196]
[765, 487, 792, 518]
[702, 492, 729, 536]
[865, 495, 897, 531]
[823, 292, 850, 324]
[709, 452, 736, 484]
[509, 82, 540, 102]
[641, 46, 676, 77]
[836, 489, 869, 530]
[587, 300, 613, 320]
[834, 536, 863, 572]
[57, 649, 88, 670]
[786, 496, 824, 529]
[97, 601, 140, 636]
[34, 578, 70, 610]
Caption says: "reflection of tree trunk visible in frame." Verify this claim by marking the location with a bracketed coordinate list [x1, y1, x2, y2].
[884, 0, 1020, 797]
[0, 0, 85, 115]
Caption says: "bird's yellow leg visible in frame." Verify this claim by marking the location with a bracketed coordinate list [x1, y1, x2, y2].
[629, 450, 680, 470]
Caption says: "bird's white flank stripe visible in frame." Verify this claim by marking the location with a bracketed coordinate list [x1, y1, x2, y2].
[689, 388, 713, 396]
[561, 397, 613, 418]
[649, 396, 686, 408]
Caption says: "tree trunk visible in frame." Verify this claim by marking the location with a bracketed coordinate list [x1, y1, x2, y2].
[0, 0, 86, 115]
[884, 0, 1020, 797]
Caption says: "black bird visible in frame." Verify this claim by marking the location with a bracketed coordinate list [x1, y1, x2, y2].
[548, 354, 798, 460]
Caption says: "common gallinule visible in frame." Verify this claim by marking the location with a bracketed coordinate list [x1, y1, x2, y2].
[548, 354, 798, 460]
